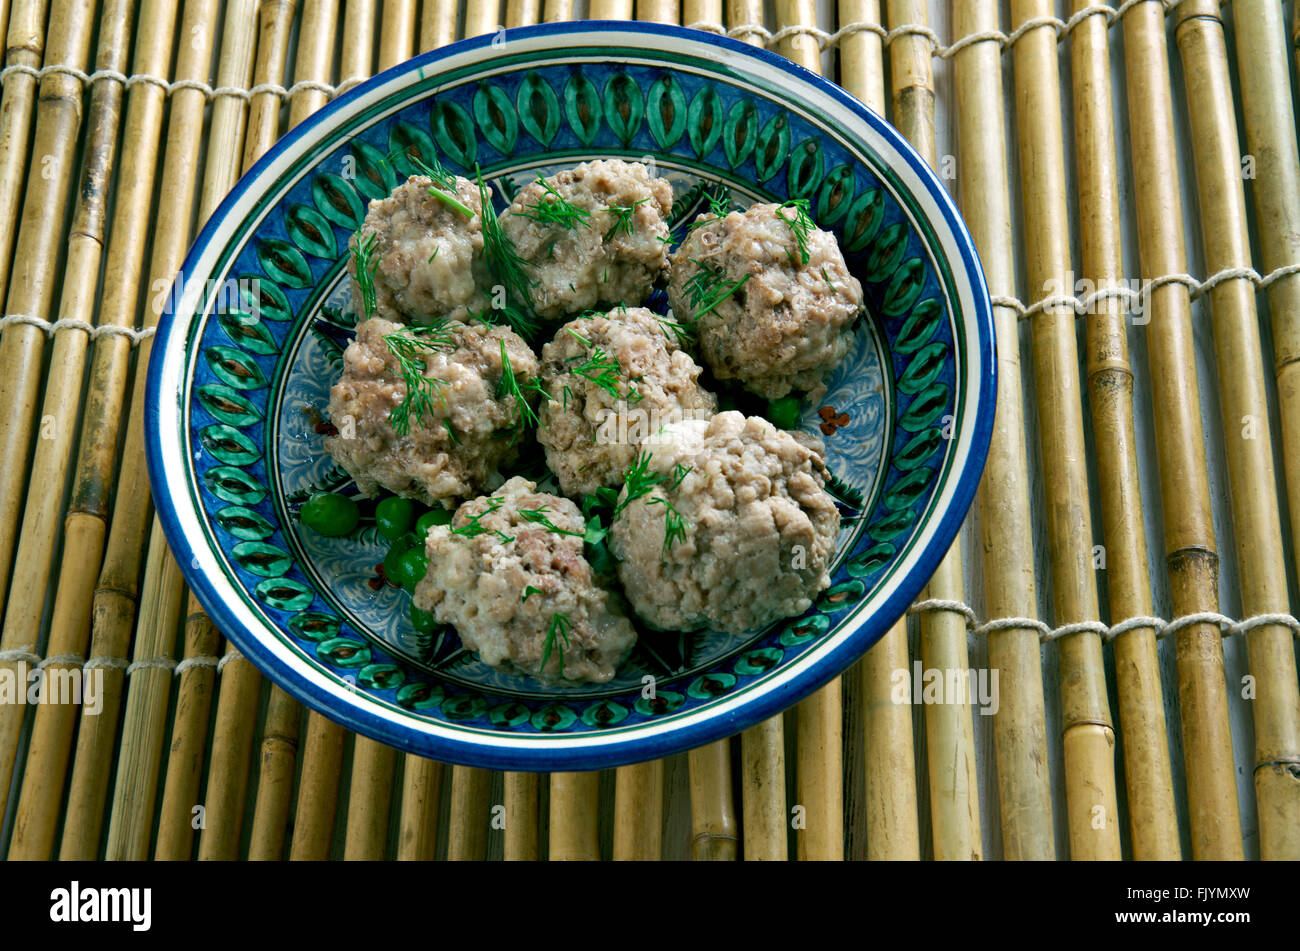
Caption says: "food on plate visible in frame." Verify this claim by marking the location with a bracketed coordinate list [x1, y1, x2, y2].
[308, 163, 863, 687]
[413, 477, 637, 683]
[607, 412, 840, 634]
[501, 160, 673, 319]
[346, 172, 490, 325]
[668, 200, 863, 400]
[323, 316, 540, 506]
[536, 306, 717, 496]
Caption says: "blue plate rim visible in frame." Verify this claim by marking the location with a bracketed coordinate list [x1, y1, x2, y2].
[145, 20, 996, 771]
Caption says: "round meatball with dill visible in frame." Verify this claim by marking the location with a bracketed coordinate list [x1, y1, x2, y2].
[413, 477, 638, 684]
[501, 160, 674, 319]
[607, 411, 841, 634]
[324, 317, 543, 507]
[667, 199, 863, 400]
[535, 306, 717, 497]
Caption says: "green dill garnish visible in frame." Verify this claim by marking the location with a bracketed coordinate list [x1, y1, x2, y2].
[820, 265, 835, 291]
[648, 496, 688, 554]
[351, 232, 380, 319]
[683, 259, 750, 322]
[657, 313, 695, 347]
[565, 327, 592, 348]
[541, 612, 572, 675]
[571, 347, 624, 400]
[670, 463, 692, 490]
[494, 530, 515, 544]
[615, 451, 665, 516]
[428, 247, 439, 264]
[476, 167, 538, 337]
[516, 175, 591, 229]
[655, 233, 673, 245]
[384, 323, 454, 436]
[451, 497, 505, 538]
[686, 185, 732, 231]
[522, 585, 542, 602]
[443, 419, 460, 443]
[518, 504, 585, 538]
[776, 198, 814, 267]
[604, 198, 647, 240]
[496, 338, 550, 430]
[391, 149, 476, 218]
[561, 383, 573, 410]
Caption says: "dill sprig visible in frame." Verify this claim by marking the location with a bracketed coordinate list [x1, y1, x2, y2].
[517, 504, 585, 538]
[648, 496, 688, 554]
[657, 312, 695, 347]
[450, 496, 505, 538]
[686, 185, 732, 231]
[351, 232, 380, 319]
[540, 612, 572, 675]
[604, 198, 647, 240]
[775, 198, 814, 267]
[670, 463, 692, 490]
[522, 585, 542, 602]
[384, 323, 454, 436]
[571, 347, 624, 400]
[615, 451, 665, 517]
[496, 338, 551, 430]
[476, 168, 540, 338]
[565, 326, 592, 347]
[515, 175, 591, 229]
[683, 259, 750, 322]
[393, 148, 475, 218]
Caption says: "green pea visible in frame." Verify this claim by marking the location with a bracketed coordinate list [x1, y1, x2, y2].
[410, 603, 438, 633]
[300, 492, 359, 537]
[396, 546, 430, 593]
[415, 507, 453, 536]
[767, 396, 803, 430]
[383, 532, 418, 584]
[375, 496, 416, 542]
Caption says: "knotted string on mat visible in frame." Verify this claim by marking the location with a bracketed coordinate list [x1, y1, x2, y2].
[906, 600, 1300, 645]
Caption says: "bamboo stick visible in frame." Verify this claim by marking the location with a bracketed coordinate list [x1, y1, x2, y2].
[396, 756, 442, 860]
[883, 0, 965, 862]
[541, 0, 570, 23]
[284, 0, 352, 865]
[154, 599, 222, 860]
[952, 0, 1055, 860]
[726, 0, 761, 44]
[740, 715, 786, 860]
[339, 0, 374, 86]
[0, 0, 131, 854]
[503, 771, 539, 860]
[1009, 0, 1120, 861]
[682, 0, 718, 29]
[549, 771, 600, 860]
[0, 0, 50, 326]
[57, 0, 217, 861]
[447, 766, 491, 860]
[612, 760, 662, 859]
[776, 0, 818, 72]
[419, 0, 454, 50]
[505, 0, 539, 28]
[200, 0, 298, 862]
[636, 0, 676, 23]
[0, 0, 95, 625]
[288, 714, 346, 860]
[1069, 0, 1179, 861]
[1120, 0, 1243, 860]
[153, 0, 258, 862]
[379, 0, 416, 64]
[246, 687, 300, 860]
[1174, 0, 1300, 860]
[1245, 3, 1300, 621]
[687, 740, 737, 860]
[344, 738, 397, 859]
[589, 0, 631, 19]
[464, 0, 500, 37]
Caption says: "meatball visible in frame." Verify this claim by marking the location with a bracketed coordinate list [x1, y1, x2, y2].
[608, 411, 840, 633]
[324, 317, 539, 506]
[413, 477, 637, 683]
[501, 160, 673, 319]
[667, 202, 863, 400]
[346, 174, 491, 324]
[536, 306, 717, 497]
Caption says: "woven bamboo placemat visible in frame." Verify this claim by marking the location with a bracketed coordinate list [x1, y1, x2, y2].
[0, 0, 1297, 861]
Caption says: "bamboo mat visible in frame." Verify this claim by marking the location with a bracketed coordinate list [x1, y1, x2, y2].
[0, 0, 1297, 861]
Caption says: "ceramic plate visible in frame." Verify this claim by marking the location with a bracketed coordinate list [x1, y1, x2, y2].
[146, 22, 995, 770]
